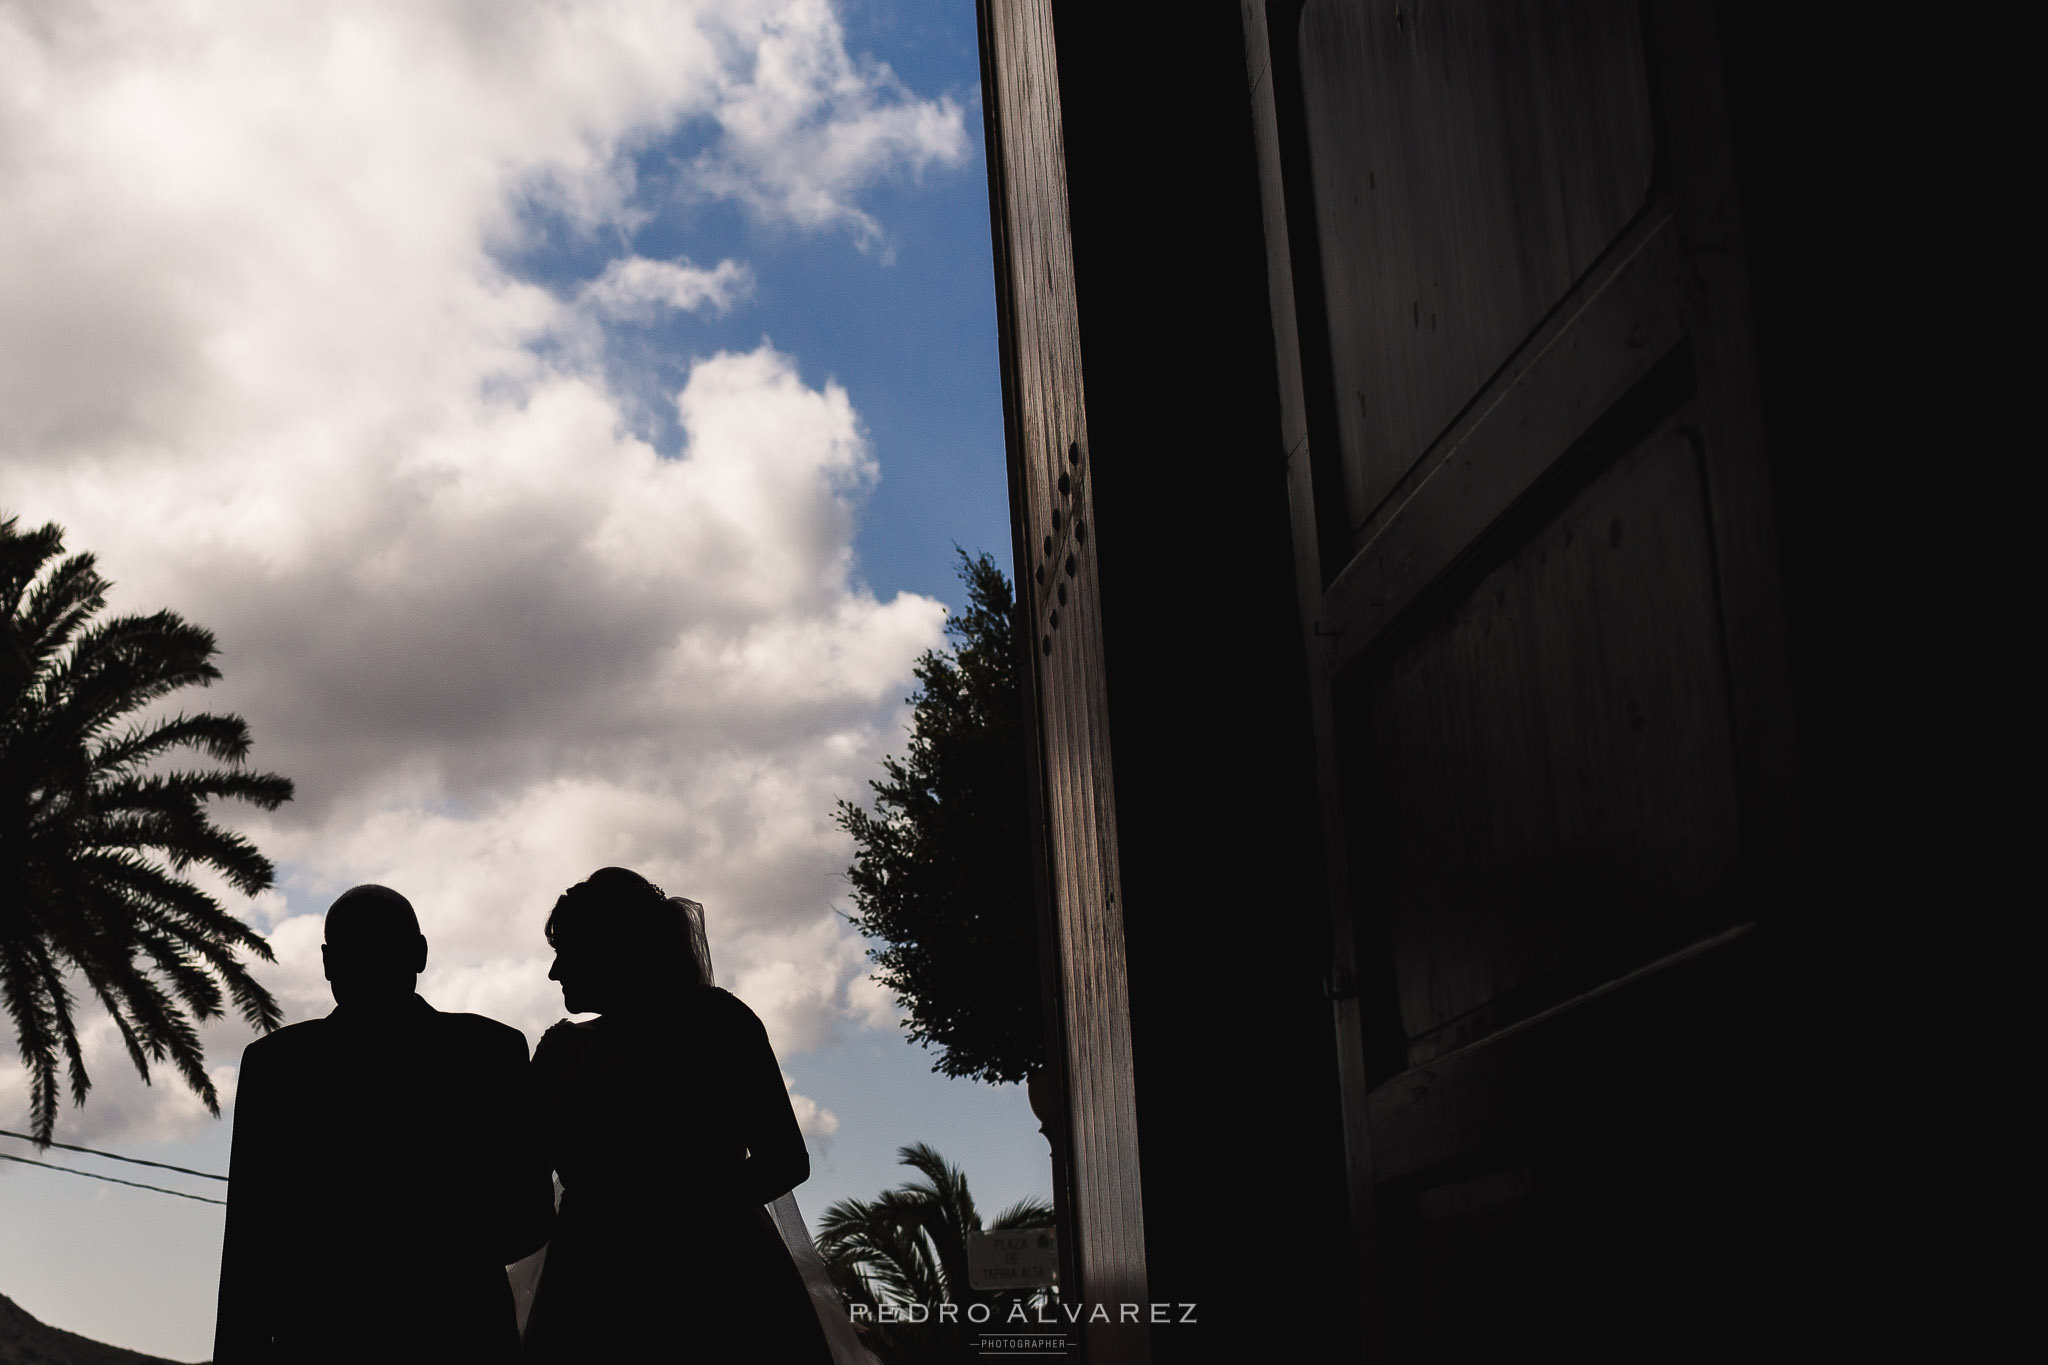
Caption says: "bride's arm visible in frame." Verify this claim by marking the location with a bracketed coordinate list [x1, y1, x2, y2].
[716, 990, 812, 1206]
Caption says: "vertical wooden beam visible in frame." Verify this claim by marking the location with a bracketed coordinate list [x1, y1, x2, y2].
[976, 2, 1150, 1360]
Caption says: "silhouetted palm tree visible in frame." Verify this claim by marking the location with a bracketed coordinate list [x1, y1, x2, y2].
[818, 1142, 1055, 1364]
[1, 514, 290, 1145]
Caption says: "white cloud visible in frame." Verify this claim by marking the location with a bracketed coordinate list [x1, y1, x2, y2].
[845, 967, 905, 1035]
[0, 0, 960, 1144]
[579, 256, 754, 320]
[691, 0, 972, 246]
[783, 1071, 841, 1145]
[0, 0, 968, 457]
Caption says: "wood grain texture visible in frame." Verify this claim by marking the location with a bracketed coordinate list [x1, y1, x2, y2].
[1242, 0, 1805, 1353]
[1297, 0, 1656, 544]
[979, 2, 1150, 1357]
[1316, 209, 1689, 671]
[1341, 404, 1744, 1058]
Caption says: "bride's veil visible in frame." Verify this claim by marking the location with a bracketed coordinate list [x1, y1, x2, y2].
[672, 895, 881, 1365]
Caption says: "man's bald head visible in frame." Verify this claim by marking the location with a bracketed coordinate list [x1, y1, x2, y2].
[322, 885, 427, 1006]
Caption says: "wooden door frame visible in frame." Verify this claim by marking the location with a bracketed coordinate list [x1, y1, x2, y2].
[977, 2, 1152, 1360]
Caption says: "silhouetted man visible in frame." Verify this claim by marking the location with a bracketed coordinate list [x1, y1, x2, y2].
[215, 885, 553, 1363]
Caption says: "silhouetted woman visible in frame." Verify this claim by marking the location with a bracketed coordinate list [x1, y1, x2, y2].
[521, 868, 835, 1364]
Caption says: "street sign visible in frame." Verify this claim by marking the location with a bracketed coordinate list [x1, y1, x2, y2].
[967, 1226, 1058, 1290]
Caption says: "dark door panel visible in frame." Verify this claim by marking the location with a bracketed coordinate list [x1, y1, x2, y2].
[1297, 0, 1658, 543]
[1246, 0, 1800, 1354]
[1339, 373, 1745, 1066]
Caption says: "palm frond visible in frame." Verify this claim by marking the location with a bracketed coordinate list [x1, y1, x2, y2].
[136, 928, 228, 1021]
[0, 516, 66, 620]
[93, 712, 256, 772]
[39, 611, 223, 742]
[816, 1142, 1054, 1363]
[989, 1197, 1056, 1230]
[0, 937, 68, 1141]
[895, 1141, 979, 1298]
[15, 552, 110, 675]
[1, 514, 287, 1143]
[82, 853, 278, 960]
[91, 769, 295, 817]
[74, 810, 279, 895]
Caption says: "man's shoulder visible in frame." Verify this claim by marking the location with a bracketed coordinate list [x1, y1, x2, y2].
[232, 1017, 341, 1094]
[425, 1007, 531, 1056]
[242, 1015, 332, 1060]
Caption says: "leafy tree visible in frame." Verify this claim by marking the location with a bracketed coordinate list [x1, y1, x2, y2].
[817, 1142, 1055, 1365]
[1, 514, 290, 1145]
[836, 550, 1042, 1084]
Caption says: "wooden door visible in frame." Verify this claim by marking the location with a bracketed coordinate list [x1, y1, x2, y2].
[1241, 1, 1800, 1355]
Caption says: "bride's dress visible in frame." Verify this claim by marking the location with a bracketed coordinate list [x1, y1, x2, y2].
[511, 900, 876, 1365]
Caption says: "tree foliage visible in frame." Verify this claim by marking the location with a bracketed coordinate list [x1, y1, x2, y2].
[1, 514, 291, 1144]
[836, 550, 1042, 1085]
[817, 1142, 1055, 1365]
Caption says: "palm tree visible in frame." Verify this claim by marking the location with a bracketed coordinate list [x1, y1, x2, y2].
[1, 514, 290, 1146]
[817, 1142, 1056, 1364]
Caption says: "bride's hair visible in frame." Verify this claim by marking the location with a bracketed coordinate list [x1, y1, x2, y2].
[546, 866, 712, 989]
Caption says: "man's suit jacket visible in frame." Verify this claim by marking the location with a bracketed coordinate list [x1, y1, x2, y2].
[214, 996, 554, 1364]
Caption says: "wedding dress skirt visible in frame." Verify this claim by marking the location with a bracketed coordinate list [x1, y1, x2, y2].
[509, 1189, 873, 1365]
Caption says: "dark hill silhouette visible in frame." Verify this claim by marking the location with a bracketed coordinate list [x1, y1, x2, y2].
[0, 1293, 197, 1365]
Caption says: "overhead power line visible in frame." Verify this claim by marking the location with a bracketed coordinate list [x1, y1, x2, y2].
[0, 1127, 228, 1182]
[1, 1151, 226, 1206]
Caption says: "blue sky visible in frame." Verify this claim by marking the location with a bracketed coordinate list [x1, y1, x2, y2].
[502, 1, 1010, 606]
[0, 2, 1040, 1358]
